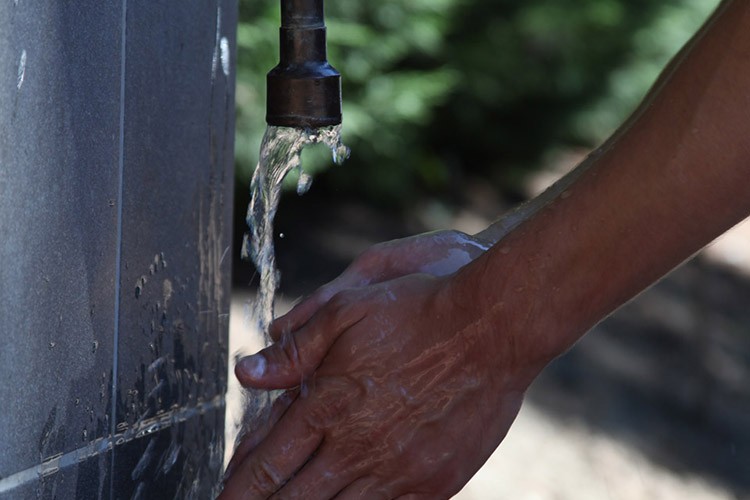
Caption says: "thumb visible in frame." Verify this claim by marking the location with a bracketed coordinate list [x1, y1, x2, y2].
[236, 291, 367, 389]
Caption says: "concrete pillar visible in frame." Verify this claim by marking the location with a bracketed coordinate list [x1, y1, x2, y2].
[0, 1, 236, 497]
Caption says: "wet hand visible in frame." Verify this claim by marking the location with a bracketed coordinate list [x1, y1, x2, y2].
[220, 273, 533, 500]
[269, 230, 489, 342]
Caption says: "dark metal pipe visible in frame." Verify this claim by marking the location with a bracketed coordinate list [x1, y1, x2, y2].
[266, 0, 342, 128]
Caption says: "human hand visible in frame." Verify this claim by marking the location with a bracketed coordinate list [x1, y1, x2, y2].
[269, 230, 490, 342]
[220, 272, 540, 499]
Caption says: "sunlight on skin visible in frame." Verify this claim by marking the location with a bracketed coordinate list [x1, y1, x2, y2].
[221, 1, 750, 498]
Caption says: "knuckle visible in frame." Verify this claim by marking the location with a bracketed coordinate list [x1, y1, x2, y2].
[276, 334, 317, 383]
[327, 290, 351, 312]
[277, 332, 304, 373]
[248, 458, 284, 495]
[314, 284, 334, 303]
[270, 315, 293, 337]
[357, 245, 379, 263]
[327, 288, 370, 324]
[352, 245, 386, 273]
[320, 291, 355, 326]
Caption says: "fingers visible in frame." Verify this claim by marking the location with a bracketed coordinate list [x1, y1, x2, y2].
[333, 479, 433, 500]
[218, 396, 324, 500]
[236, 292, 368, 390]
[269, 271, 365, 342]
[268, 288, 333, 343]
[333, 477, 393, 500]
[269, 240, 397, 343]
[224, 390, 297, 482]
[266, 443, 361, 500]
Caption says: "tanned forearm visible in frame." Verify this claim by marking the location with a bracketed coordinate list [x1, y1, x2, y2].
[223, 5, 750, 497]
[458, 0, 750, 372]
[473, 0, 734, 248]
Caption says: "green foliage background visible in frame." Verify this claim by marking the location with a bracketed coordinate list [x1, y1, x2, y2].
[236, 0, 719, 205]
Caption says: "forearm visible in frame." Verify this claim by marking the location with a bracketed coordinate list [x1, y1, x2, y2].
[474, 0, 732, 248]
[460, 0, 750, 371]
[472, 163, 589, 247]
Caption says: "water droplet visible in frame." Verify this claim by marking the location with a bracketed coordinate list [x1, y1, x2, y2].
[279, 233, 285, 239]
[81, 429, 88, 441]
[92, 340, 99, 353]
[108, 199, 115, 207]
[220, 37, 230, 76]
[135, 276, 147, 298]
[74, 398, 81, 406]
[48, 341, 56, 349]
[333, 144, 350, 165]
[17, 49, 26, 90]
[147, 357, 165, 373]
[162, 443, 180, 474]
[296, 172, 313, 195]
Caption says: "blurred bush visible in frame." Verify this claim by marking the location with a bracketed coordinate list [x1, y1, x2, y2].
[236, 0, 718, 205]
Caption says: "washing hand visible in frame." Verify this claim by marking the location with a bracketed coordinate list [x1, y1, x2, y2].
[222, 2, 750, 496]
[220, 270, 539, 499]
[265, 230, 490, 343]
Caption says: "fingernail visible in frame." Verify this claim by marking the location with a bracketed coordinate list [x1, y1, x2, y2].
[238, 354, 266, 380]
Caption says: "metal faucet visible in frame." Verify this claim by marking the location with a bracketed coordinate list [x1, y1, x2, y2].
[266, 0, 342, 128]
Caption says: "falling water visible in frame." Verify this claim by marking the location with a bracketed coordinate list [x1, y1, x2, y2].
[234, 125, 348, 456]
[243, 124, 349, 343]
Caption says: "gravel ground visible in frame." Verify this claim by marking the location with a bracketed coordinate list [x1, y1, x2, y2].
[453, 404, 731, 500]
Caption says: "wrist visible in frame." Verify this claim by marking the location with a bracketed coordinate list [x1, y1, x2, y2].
[444, 250, 562, 390]
[452, 194, 610, 381]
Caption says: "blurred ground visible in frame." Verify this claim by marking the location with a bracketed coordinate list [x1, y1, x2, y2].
[226, 158, 750, 499]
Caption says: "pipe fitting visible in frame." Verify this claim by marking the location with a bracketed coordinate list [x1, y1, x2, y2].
[266, 0, 342, 128]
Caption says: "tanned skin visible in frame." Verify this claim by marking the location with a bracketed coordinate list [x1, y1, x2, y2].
[221, 1, 750, 498]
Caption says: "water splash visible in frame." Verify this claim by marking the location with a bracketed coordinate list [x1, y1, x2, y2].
[242, 125, 349, 343]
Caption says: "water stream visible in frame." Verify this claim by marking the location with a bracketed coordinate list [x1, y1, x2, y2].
[236, 125, 349, 450]
[242, 125, 349, 343]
